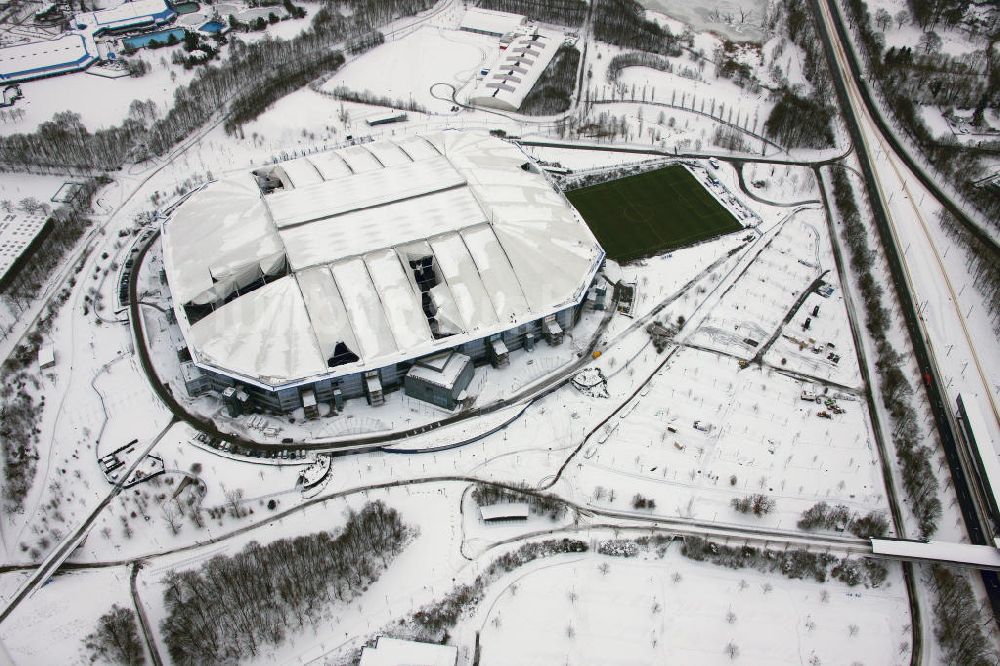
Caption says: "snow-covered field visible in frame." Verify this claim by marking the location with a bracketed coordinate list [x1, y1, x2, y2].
[321, 26, 494, 114]
[2, 1, 992, 662]
[474, 549, 910, 665]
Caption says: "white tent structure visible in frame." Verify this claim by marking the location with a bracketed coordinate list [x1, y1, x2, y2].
[468, 27, 560, 112]
[161, 132, 603, 410]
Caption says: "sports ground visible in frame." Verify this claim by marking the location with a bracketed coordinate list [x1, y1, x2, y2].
[567, 165, 742, 261]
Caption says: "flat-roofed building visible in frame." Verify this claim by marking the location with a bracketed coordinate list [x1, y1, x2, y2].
[479, 502, 530, 522]
[74, 0, 176, 34]
[0, 34, 98, 84]
[459, 7, 524, 37]
[404, 351, 474, 410]
[0, 212, 50, 290]
[360, 637, 457, 666]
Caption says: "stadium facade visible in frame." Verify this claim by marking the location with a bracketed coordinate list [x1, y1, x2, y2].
[161, 132, 605, 414]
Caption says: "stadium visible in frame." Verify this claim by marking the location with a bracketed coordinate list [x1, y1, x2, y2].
[161, 131, 606, 414]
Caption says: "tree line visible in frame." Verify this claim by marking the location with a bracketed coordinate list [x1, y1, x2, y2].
[0, 0, 434, 171]
[470, 481, 566, 519]
[682, 536, 890, 588]
[404, 538, 587, 642]
[762, 0, 837, 149]
[160, 501, 412, 664]
[797, 501, 890, 538]
[474, 0, 586, 27]
[606, 51, 674, 82]
[592, 0, 680, 55]
[474, 0, 679, 56]
[830, 167, 943, 538]
[929, 564, 1000, 665]
[1, 178, 104, 513]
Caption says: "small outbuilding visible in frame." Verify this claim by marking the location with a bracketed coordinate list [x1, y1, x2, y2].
[479, 502, 530, 522]
[37, 344, 55, 370]
[359, 636, 458, 666]
[404, 351, 474, 410]
[180, 361, 210, 397]
[38, 345, 56, 370]
[366, 110, 408, 126]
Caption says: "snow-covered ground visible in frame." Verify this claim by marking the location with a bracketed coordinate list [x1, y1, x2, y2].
[1, 3, 981, 662]
[321, 26, 494, 114]
[474, 549, 910, 665]
[573, 344, 886, 529]
[641, 0, 769, 42]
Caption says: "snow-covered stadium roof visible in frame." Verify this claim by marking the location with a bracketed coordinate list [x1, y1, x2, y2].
[162, 132, 604, 388]
[468, 27, 560, 112]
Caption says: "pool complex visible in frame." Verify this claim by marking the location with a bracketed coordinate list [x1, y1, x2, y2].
[122, 27, 185, 49]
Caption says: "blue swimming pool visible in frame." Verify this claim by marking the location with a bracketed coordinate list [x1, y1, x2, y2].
[199, 20, 224, 33]
[172, 1, 200, 14]
[122, 28, 185, 49]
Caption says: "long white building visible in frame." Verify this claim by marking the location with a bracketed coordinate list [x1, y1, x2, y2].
[468, 26, 560, 112]
[161, 132, 604, 412]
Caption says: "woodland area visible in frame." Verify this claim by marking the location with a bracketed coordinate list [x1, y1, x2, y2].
[930, 564, 1000, 665]
[160, 501, 411, 664]
[0, 0, 434, 171]
[682, 536, 890, 588]
[763, 0, 837, 148]
[470, 482, 566, 519]
[829, 167, 943, 539]
[84, 604, 146, 666]
[473, 0, 585, 27]
[592, 0, 678, 55]
[0, 178, 104, 513]
[797, 501, 890, 538]
[519, 46, 581, 115]
[844, 0, 1000, 225]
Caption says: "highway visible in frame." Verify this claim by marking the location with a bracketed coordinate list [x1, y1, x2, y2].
[810, 0, 1000, 618]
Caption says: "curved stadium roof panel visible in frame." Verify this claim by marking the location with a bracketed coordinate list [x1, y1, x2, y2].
[161, 132, 604, 388]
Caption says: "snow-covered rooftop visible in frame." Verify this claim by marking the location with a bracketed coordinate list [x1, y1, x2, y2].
[75, 0, 175, 31]
[459, 7, 524, 37]
[0, 212, 48, 283]
[480, 503, 530, 520]
[468, 27, 560, 112]
[359, 637, 457, 666]
[161, 132, 604, 388]
[407, 351, 471, 390]
[0, 34, 97, 83]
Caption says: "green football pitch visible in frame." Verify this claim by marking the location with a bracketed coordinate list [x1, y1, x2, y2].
[566, 165, 742, 261]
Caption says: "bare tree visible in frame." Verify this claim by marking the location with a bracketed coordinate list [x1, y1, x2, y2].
[225, 487, 245, 518]
[84, 605, 146, 665]
[161, 502, 182, 535]
[874, 8, 891, 31]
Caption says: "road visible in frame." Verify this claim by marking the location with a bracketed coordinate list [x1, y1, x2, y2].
[810, 0, 1000, 621]
[130, 561, 163, 666]
[0, 420, 176, 624]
